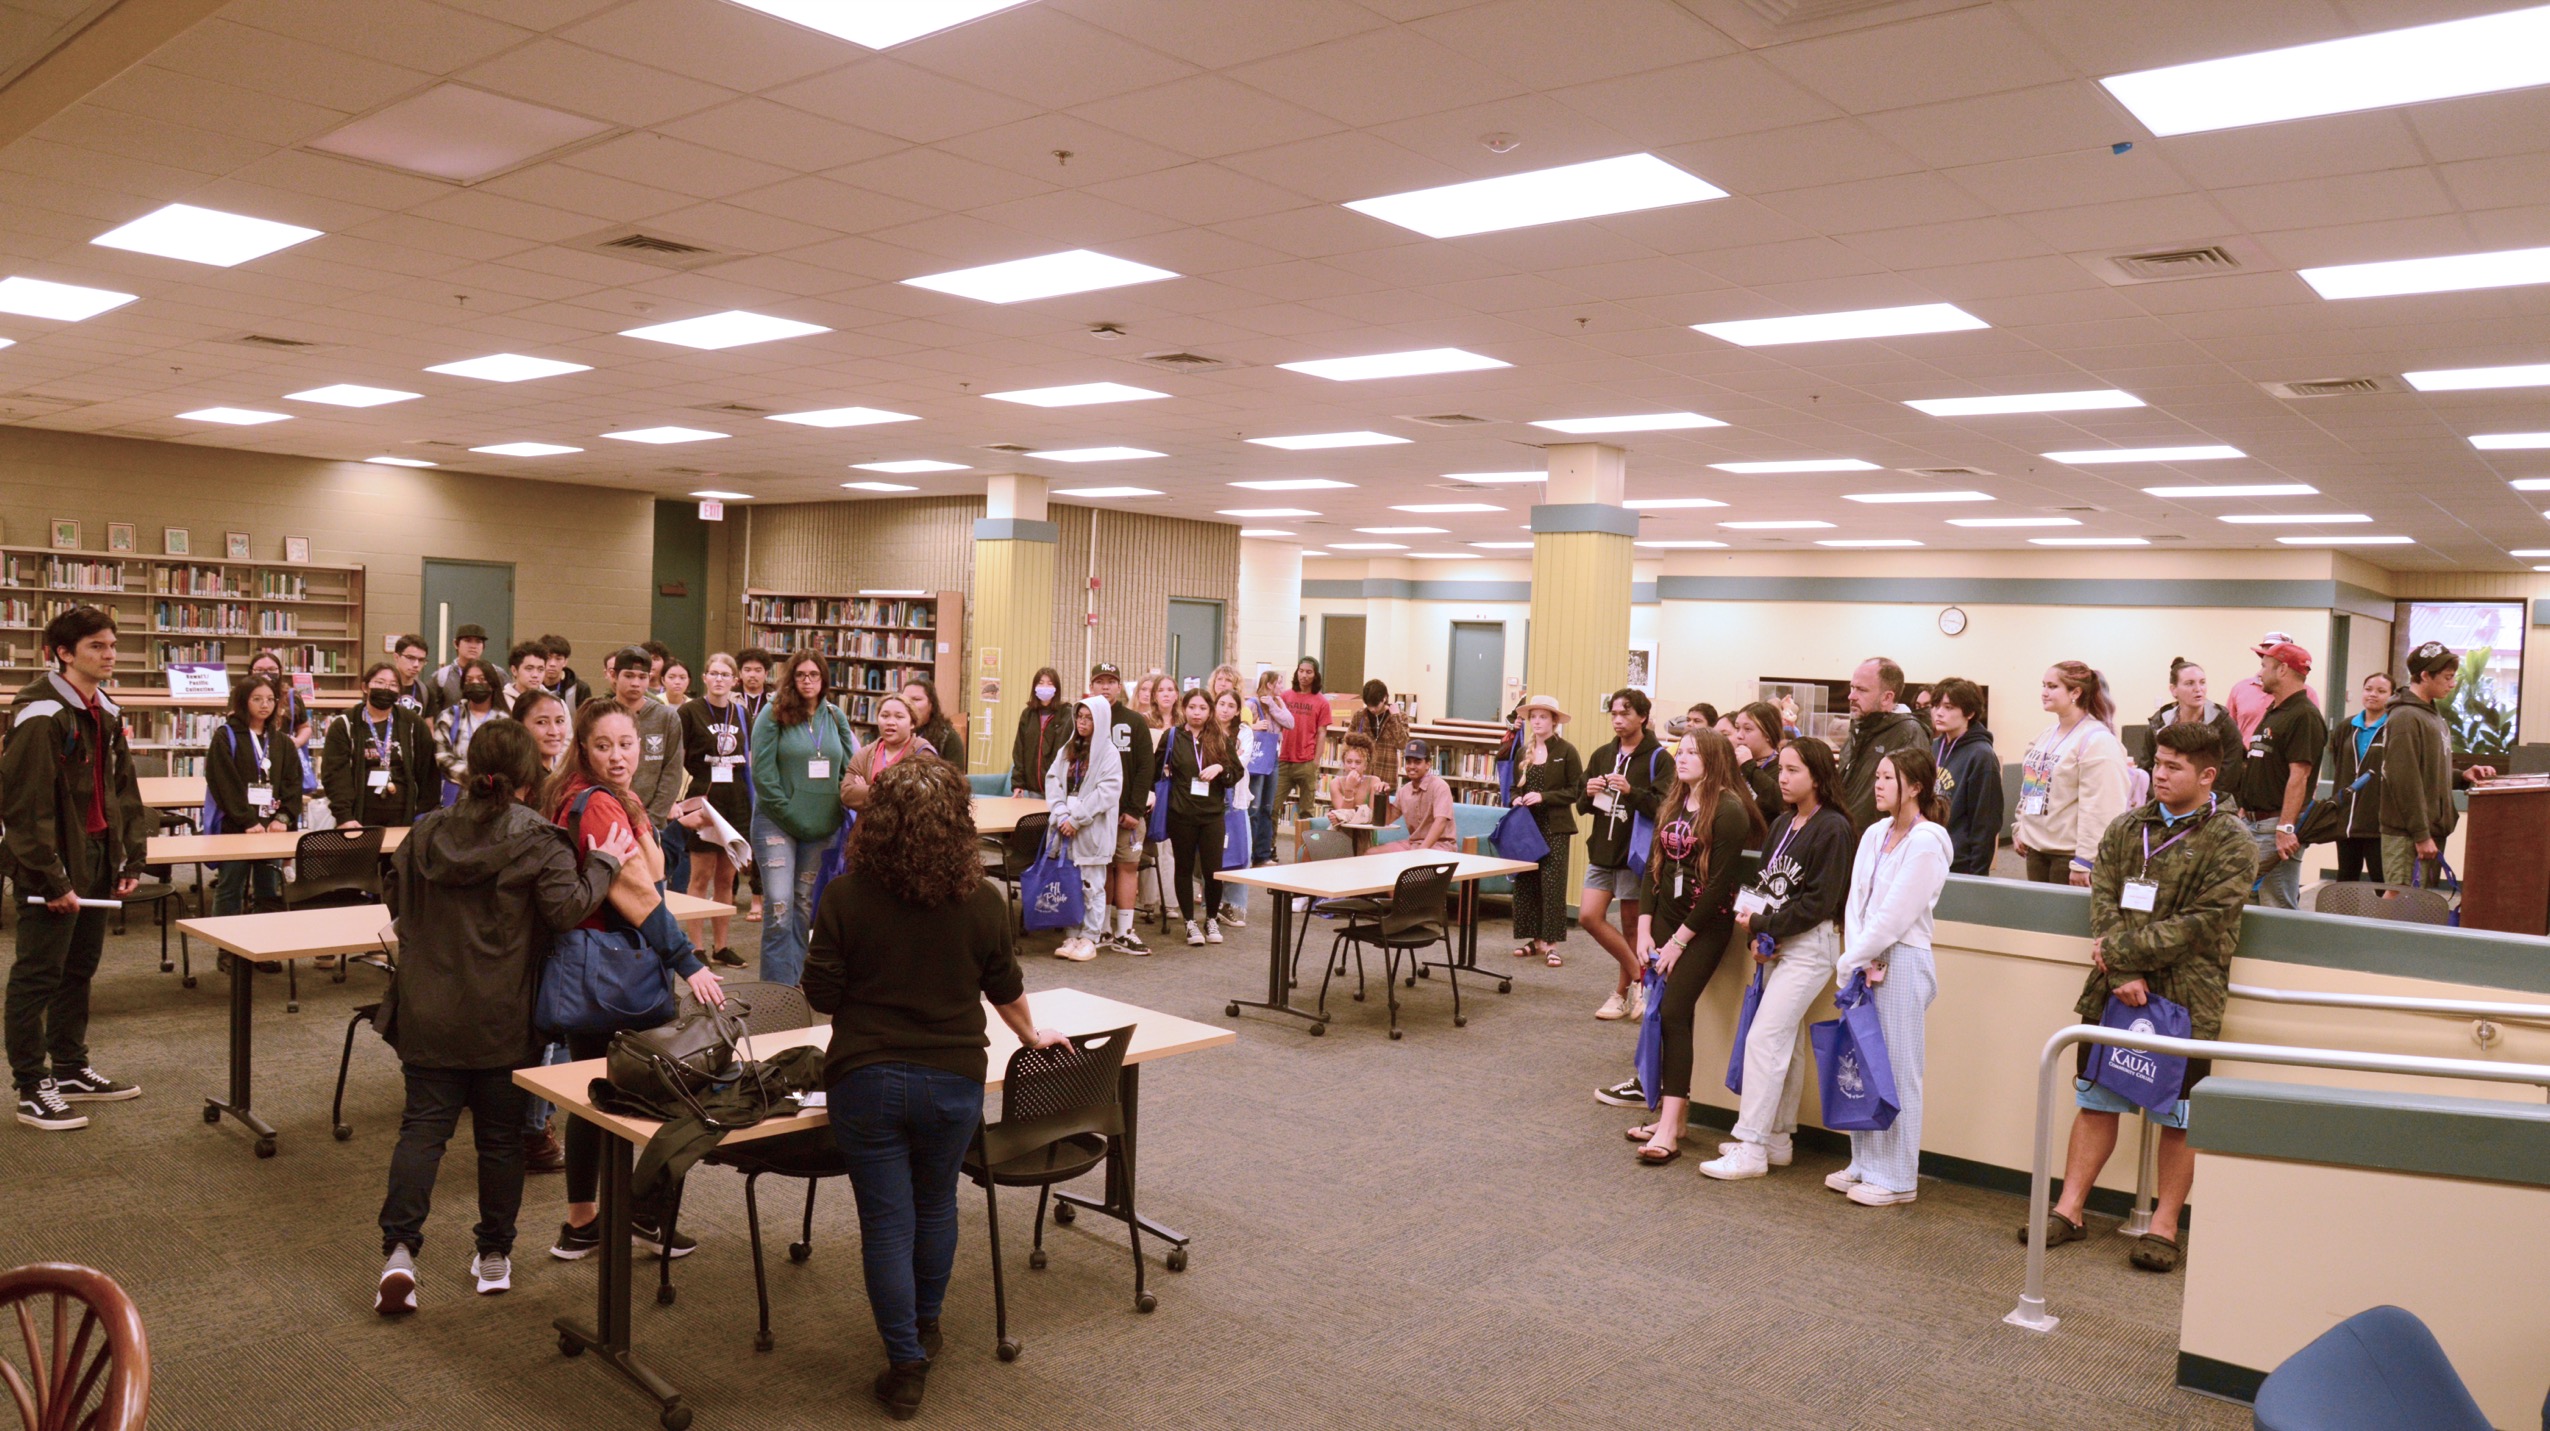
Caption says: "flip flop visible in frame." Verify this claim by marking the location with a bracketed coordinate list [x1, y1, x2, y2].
[2129, 1234, 2182, 1273]
[1624, 1124, 1658, 1142]
[1636, 1144, 1681, 1166]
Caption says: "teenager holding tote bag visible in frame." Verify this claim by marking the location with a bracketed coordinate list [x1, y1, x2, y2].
[1826, 747, 1953, 1207]
[1504, 695, 1584, 968]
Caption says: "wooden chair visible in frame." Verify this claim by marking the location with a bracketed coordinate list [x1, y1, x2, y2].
[0, 1262, 149, 1431]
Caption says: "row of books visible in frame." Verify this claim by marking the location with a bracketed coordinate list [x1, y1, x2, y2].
[747, 596, 936, 630]
[40, 558, 126, 593]
[772, 628, 936, 661]
[154, 640, 231, 665]
[259, 571, 310, 601]
[137, 711, 226, 746]
[152, 565, 250, 598]
[827, 662, 934, 696]
[153, 601, 255, 636]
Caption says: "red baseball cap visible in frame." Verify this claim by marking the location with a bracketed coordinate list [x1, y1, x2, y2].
[2254, 640, 2312, 673]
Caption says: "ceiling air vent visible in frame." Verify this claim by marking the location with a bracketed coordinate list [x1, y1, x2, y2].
[1740, 0, 1928, 22]
[2112, 246, 2241, 280]
[1902, 466, 1992, 478]
[1137, 350, 1229, 372]
[1400, 412, 1499, 427]
[691, 401, 772, 416]
[227, 333, 332, 350]
[977, 443, 1034, 454]
[2260, 375, 2405, 399]
[573, 227, 734, 271]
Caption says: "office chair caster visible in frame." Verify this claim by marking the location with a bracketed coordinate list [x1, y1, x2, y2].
[997, 1337, 1022, 1362]
[660, 1405, 691, 1431]
[1224, 1002, 1239, 1017]
[1454, 1016, 1468, 1028]
[1309, 1021, 1325, 1036]
[1136, 1292, 1156, 1314]
[788, 1242, 810, 1264]
[1388, 1028, 1403, 1041]
[1497, 979, 1512, 994]
[1417, 967, 1430, 979]
[558, 1332, 584, 1358]
[657, 1285, 676, 1306]
[1165, 1247, 1188, 1272]
[1029, 1250, 1047, 1270]
[201, 1103, 220, 1124]
[333, 1123, 351, 1142]
[753, 1331, 773, 1353]
[1352, 991, 1363, 1002]
[1053, 1202, 1075, 1225]
[182, 975, 197, 989]
[254, 1137, 276, 1159]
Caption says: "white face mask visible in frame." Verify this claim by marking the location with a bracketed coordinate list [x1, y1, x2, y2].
[1035, 684, 1057, 702]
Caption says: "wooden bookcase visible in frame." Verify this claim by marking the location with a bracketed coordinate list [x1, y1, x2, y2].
[742, 588, 964, 736]
[1314, 700, 1512, 809]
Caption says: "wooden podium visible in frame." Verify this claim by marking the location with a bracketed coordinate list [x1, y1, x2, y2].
[2459, 781, 2550, 935]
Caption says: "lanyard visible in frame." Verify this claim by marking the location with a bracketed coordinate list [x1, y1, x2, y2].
[2031, 718, 2092, 774]
[2140, 820, 2196, 877]
[1764, 815, 1804, 871]
[245, 729, 268, 777]
[365, 714, 393, 767]
[708, 701, 738, 755]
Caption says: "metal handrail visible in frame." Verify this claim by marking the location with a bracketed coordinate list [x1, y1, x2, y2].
[2227, 982, 2550, 1022]
[2006, 1025, 2550, 1334]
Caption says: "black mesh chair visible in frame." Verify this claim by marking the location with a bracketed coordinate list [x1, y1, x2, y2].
[1323, 863, 1461, 1040]
[987, 813, 1051, 922]
[114, 881, 181, 976]
[277, 827, 387, 1013]
[2308, 880, 2453, 925]
[962, 1025, 1147, 1361]
[328, 936, 396, 1140]
[1288, 826, 1384, 988]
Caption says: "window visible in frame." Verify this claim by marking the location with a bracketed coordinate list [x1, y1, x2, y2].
[2395, 601, 2522, 752]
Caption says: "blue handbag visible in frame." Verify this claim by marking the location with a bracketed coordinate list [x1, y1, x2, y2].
[1632, 963, 1667, 1111]
[1148, 728, 1176, 843]
[1218, 804, 1251, 871]
[1724, 959, 1768, 1095]
[2412, 858, 2462, 927]
[1490, 802, 1548, 864]
[1809, 971, 1901, 1131]
[534, 790, 677, 1036]
[196, 726, 233, 835]
[1625, 746, 1664, 869]
[2085, 992, 2192, 1115]
[1021, 833, 1085, 932]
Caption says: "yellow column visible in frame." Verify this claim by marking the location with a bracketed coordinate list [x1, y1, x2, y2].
[971, 475, 1056, 780]
[1527, 443, 1634, 904]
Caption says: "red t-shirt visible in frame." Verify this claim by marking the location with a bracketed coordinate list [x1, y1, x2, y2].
[555, 776, 640, 931]
[1278, 690, 1333, 764]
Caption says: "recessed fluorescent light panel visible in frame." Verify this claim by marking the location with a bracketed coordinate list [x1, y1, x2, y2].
[1345, 153, 1725, 239]
[1229, 479, 1353, 491]
[1720, 520, 1832, 530]
[2278, 535, 2414, 546]
[2032, 537, 2150, 547]
[1947, 517, 2080, 528]
[1408, 552, 1481, 560]
[0, 276, 136, 321]
[1237, 529, 1294, 538]
[2218, 513, 2371, 524]
[1636, 540, 1728, 549]
[721, 0, 1036, 50]
[1053, 486, 1163, 499]
[768, 406, 916, 427]
[2404, 363, 2550, 392]
[1532, 412, 1724, 434]
[902, 248, 1176, 304]
[1710, 460, 1879, 474]
[1328, 543, 1406, 551]
[1694, 303, 1985, 347]
[985, 382, 1166, 408]
[1444, 471, 1543, 484]
[1624, 498, 1727, 510]
[1247, 431, 1409, 450]
[602, 427, 727, 445]
[307, 83, 613, 184]
[1029, 447, 1162, 463]
[1278, 348, 1507, 381]
[2510, 479, 2550, 492]
[2099, 4, 2550, 137]
[364, 456, 435, 468]
[2473, 433, 2550, 450]
[690, 489, 753, 500]
[1471, 541, 1536, 550]
[287, 384, 418, 408]
[2301, 244, 2550, 300]
[1843, 490, 1992, 504]
[622, 311, 828, 350]
[1818, 539, 1923, 548]
[1392, 503, 1505, 514]
[427, 353, 589, 383]
[1356, 526, 1446, 535]
[2044, 445, 2244, 464]
[178, 407, 288, 425]
[91, 204, 320, 267]
[470, 442, 579, 457]
[1218, 508, 1319, 518]
[1908, 390, 2142, 417]
[854, 460, 970, 474]
[2144, 483, 2318, 498]
[841, 481, 918, 492]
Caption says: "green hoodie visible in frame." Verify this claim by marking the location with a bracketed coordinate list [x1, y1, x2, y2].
[750, 702, 858, 842]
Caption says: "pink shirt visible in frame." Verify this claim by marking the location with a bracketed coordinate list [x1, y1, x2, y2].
[1394, 770, 1457, 850]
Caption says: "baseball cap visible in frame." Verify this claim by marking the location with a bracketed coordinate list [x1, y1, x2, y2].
[2406, 640, 2456, 677]
[2258, 629, 2296, 645]
[2256, 640, 2312, 674]
[1089, 662, 1121, 681]
[455, 623, 488, 642]
[1402, 739, 1431, 762]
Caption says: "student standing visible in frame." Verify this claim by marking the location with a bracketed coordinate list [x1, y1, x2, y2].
[1927, 677, 2003, 877]
[1828, 748, 1953, 1206]
[1160, 688, 1237, 946]
[733, 648, 773, 923]
[1505, 695, 1583, 968]
[1246, 669, 1290, 866]
[1043, 696, 1122, 962]
[2142, 659, 2244, 782]
[843, 695, 934, 809]
[2378, 641, 2497, 889]
[1273, 658, 1332, 844]
[679, 653, 751, 966]
[1579, 688, 1665, 1023]
[749, 652, 859, 986]
[431, 661, 505, 806]
[1210, 683, 1253, 927]
[539, 635, 587, 711]
[509, 684, 580, 1174]
[1008, 666, 1070, 797]
[246, 648, 313, 766]
[659, 657, 692, 707]
[1701, 738, 1856, 1181]
[1086, 665, 1155, 955]
[4, 606, 148, 1130]
[500, 641, 549, 710]
[799, 758, 1067, 1421]
[2327, 672, 2393, 883]
[2032, 721, 2252, 1272]
[901, 678, 964, 772]
[605, 646, 686, 896]
[370, 720, 637, 1314]
[207, 673, 304, 914]
[389, 634, 432, 716]
[1732, 701, 1787, 820]
[423, 624, 488, 716]
[2012, 662, 2131, 886]
[1348, 679, 1408, 757]
[1623, 730, 1763, 1162]
[2228, 641, 2327, 909]
[1837, 658, 1925, 831]
[323, 662, 439, 829]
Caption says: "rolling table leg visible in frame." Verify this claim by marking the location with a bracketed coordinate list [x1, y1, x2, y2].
[1053, 1065, 1190, 1270]
[554, 1132, 690, 1430]
[1223, 884, 1326, 1032]
[202, 947, 277, 1157]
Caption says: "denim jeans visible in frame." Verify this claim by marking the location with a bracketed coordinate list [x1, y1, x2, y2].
[1248, 772, 1277, 864]
[7, 834, 110, 1089]
[378, 1063, 529, 1256]
[522, 1040, 568, 1134]
[831, 1061, 985, 1365]
[752, 810, 834, 987]
[213, 859, 282, 915]
[2242, 814, 2301, 909]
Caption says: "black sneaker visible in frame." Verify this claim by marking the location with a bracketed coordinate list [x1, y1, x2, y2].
[51, 1066, 139, 1102]
[916, 1316, 944, 1359]
[1592, 1077, 1645, 1108]
[15, 1080, 87, 1131]
[631, 1220, 696, 1259]
[549, 1220, 602, 1261]
[710, 946, 745, 968]
[1113, 926, 1150, 955]
[873, 1361, 928, 1421]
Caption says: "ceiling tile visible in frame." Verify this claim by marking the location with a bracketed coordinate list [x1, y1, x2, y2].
[1411, 0, 1732, 88]
[828, 147, 1056, 212]
[1050, 0, 1384, 67]
[892, 6, 1197, 110]
[1552, 53, 1840, 147]
[1760, 6, 2073, 113]
[654, 98, 904, 173]
[460, 38, 734, 128]
[767, 57, 1039, 145]
[223, 0, 534, 74]
[559, 131, 793, 199]
[148, 18, 434, 115]
[1227, 26, 1527, 129]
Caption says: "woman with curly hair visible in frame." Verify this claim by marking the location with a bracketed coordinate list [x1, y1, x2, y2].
[802, 758, 1067, 1420]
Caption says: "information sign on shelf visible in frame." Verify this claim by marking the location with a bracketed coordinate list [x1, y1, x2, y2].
[166, 663, 228, 700]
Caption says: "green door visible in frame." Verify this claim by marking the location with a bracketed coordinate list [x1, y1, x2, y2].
[651, 499, 709, 673]
[419, 558, 514, 664]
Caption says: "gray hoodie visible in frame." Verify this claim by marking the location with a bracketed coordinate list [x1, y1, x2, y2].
[1045, 695, 1125, 865]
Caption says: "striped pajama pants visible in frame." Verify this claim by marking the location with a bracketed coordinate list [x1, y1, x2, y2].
[1844, 944, 1936, 1195]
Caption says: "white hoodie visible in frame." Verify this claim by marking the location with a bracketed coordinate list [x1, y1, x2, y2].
[1045, 695, 1124, 865]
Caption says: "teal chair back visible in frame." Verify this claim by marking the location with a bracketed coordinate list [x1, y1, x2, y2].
[969, 773, 1013, 797]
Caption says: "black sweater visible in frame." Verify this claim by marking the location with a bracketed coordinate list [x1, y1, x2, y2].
[1107, 700, 1155, 819]
[679, 698, 753, 829]
[1578, 733, 1665, 869]
[319, 706, 440, 827]
[1747, 803, 1856, 943]
[1515, 736, 1584, 837]
[1159, 724, 1237, 820]
[1637, 790, 1753, 944]
[205, 717, 304, 832]
[1741, 753, 1785, 823]
[1009, 702, 1071, 794]
[917, 716, 967, 774]
[1934, 726, 2004, 877]
[802, 870, 1026, 1086]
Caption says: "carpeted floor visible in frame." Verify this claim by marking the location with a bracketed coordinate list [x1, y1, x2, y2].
[3, 888, 2249, 1431]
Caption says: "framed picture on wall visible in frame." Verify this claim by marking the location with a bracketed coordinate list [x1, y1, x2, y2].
[283, 536, 310, 564]
[163, 527, 189, 556]
[224, 531, 250, 560]
[107, 522, 135, 553]
[50, 518, 79, 550]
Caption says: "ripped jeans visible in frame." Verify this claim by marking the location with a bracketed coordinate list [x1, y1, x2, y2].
[751, 809, 835, 987]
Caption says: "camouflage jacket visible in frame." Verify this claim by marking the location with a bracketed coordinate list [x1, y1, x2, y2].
[2081, 798, 2255, 1040]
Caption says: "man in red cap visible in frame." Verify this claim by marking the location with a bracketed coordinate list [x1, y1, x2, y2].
[2228, 640, 2327, 908]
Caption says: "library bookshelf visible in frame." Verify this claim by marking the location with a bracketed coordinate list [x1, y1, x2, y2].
[743, 588, 963, 735]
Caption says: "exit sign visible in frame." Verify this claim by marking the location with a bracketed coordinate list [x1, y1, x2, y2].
[698, 499, 724, 521]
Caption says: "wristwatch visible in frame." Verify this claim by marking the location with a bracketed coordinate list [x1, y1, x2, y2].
[2276, 823, 2296, 834]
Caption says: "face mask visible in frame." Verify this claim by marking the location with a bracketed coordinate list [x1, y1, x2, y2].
[462, 683, 491, 702]
[366, 688, 397, 711]
[1034, 684, 1057, 703]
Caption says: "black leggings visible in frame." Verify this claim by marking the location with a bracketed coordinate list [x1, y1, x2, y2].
[1165, 808, 1225, 923]
[2334, 835, 2381, 883]
[562, 1029, 668, 1220]
[1655, 913, 1734, 1099]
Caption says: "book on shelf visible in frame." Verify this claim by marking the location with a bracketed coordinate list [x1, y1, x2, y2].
[259, 570, 307, 601]
[745, 595, 938, 630]
[152, 564, 247, 598]
[43, 557, 126, 593]
[152, 600, 253, 635]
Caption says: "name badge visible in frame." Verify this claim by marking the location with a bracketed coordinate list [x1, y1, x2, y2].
[807, 759, 832, 780]
[1733, 887, 1770, 918]
[1190, 779, 1211, 798]
[247, 785, 273, 808]
[1594, 792, 1620, 816]
[710, 763, 735, 783]
[367, 769, 391, 791]
[2121, 878, 2159, 913]
[1671, 868, 1687, 901]
[2017, 791, 2048, 817]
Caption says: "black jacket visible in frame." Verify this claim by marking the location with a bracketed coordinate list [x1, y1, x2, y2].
[1107, 700, 1154, 820]
[1839, 710, 1927, 831]
[1749, 803, 1856, 943]
[2327, 713, 2388, 840]
[917, 716, 966, 774]
[205, 716, 305, 832]
[1009, 703, 1072, 795]
[0, 674, 148, 899]
[1159, 725, 1237, 820]
[1741, 753, 1785, 823]
[377, 801, 620, 1069]
[679, 697, 753, 829]
[1933, 725, 2003, 876]
[1578, 732, 1665, 869]
[2144, 699, 2246, 787]
[320, 705, 441, 827]
[1516, 736, 1584, 838]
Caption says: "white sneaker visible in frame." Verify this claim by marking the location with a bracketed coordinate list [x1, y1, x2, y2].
[1204, 919, 1223, 945]
[377, 1247, 417, 1315]
[1846, 1182, 1916, 1207]
[1824, 1168, 1862, 1193]
[1718, 1138, 1793, 1168]
[1627, 983, 1648, 1021]
[471, 1250, 512, 1295]
[1217, 904, 1246, 927]
[1593, 991, 1629, 1021]
[1699, 1142, 1771, 1180]
[1185, 921, 1205, 947]
[1054, 937, 1097, 962]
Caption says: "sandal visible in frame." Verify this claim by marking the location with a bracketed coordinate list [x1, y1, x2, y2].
[1636, 1142, 1681, 1166]
[1544, 947, 1565, 967]
[2013, 1211, 2087, 1247]
[1508, 945, 1536, 960]
[1624, 1124, 1658, 1143]
[2129, 1234, 2181, 1273]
